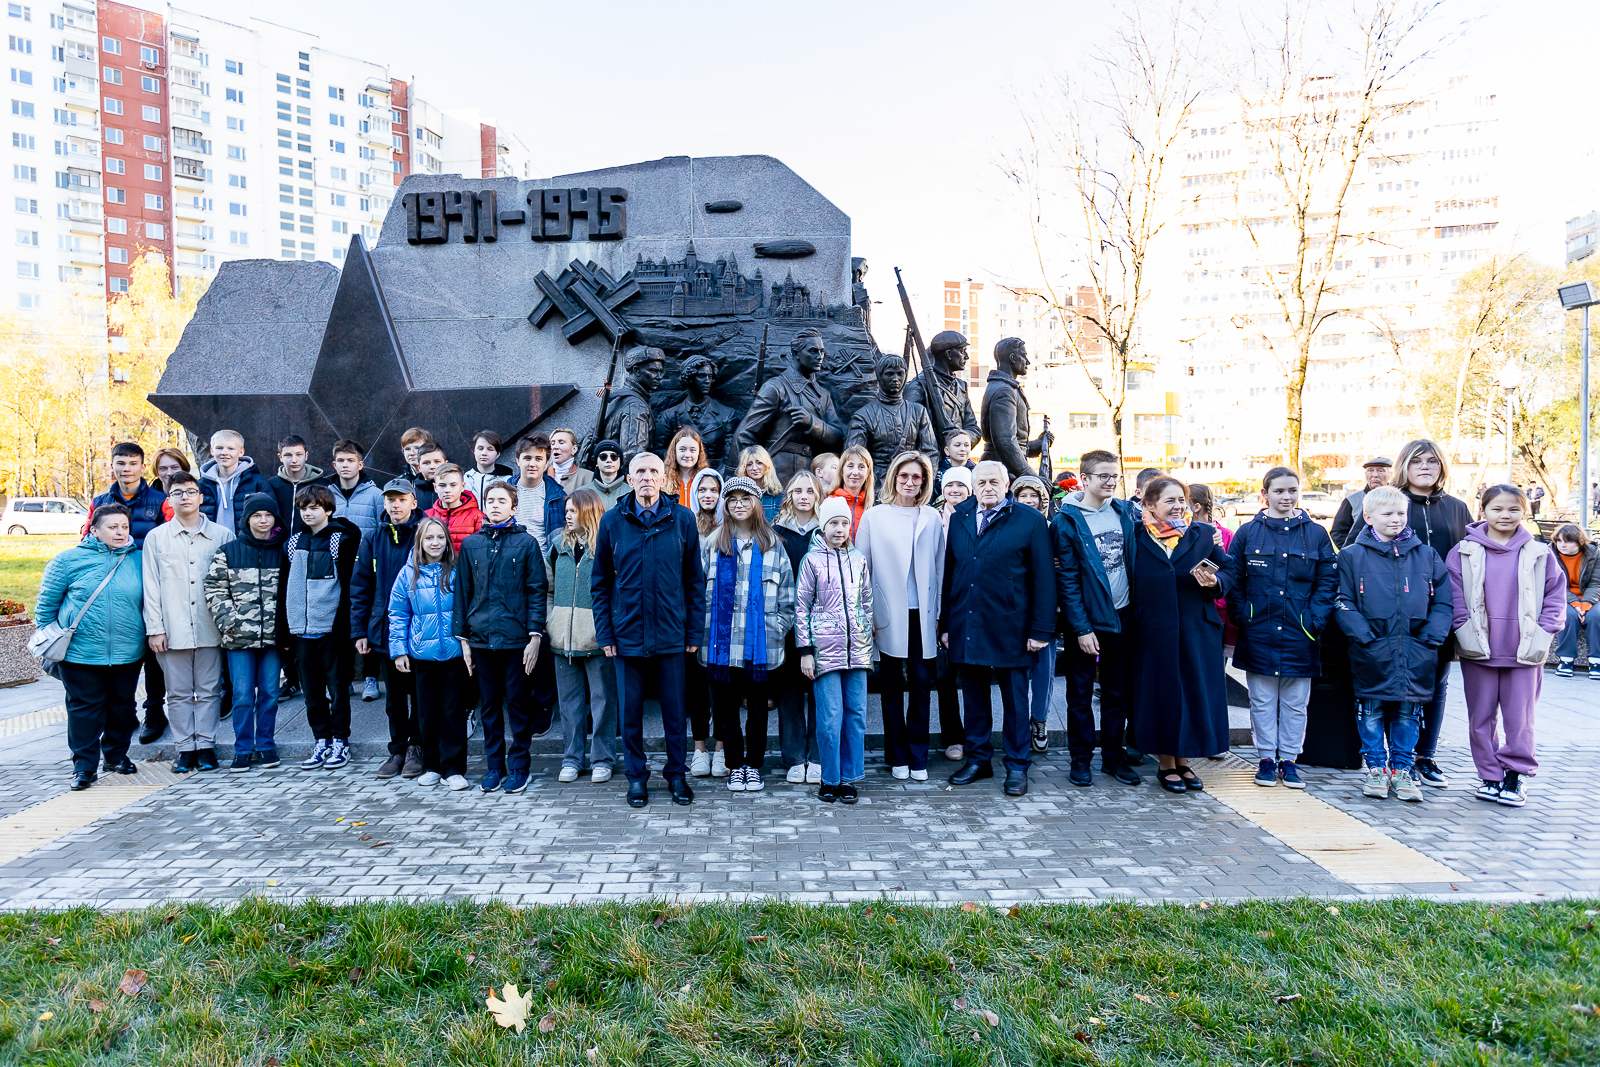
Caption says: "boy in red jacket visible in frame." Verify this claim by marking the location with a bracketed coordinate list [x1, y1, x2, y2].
[426, 464, 483, 553]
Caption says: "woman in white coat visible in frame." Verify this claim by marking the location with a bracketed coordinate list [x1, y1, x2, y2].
[855, 451, 944, 780]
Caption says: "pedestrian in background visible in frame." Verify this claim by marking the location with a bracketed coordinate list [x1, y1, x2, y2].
[1550, 523, 1600, 677]
[1225, 467, 1338, 789]
[1330, 457, 1392, 548]
[796, 496, 874, 803]
[1447, 485, 1565, 809]
[37, 504, 144, 791]
[857, 451, 944, 782]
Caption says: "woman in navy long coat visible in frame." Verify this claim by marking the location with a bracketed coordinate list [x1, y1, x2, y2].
[1129, 477, 1235, 793]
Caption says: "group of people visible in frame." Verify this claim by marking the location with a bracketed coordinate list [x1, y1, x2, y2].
[41, 409, 1587, 812]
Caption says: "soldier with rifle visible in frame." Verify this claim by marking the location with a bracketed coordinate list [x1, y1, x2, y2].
[601, 346, 666, 466]
[900, 273, 981, 454]
[731, 328, 845, 485]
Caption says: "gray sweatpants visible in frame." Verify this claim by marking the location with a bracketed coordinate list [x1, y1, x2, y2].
[156, 646, 224, 753]
[1247, 673, 1312, 762]
[553, 653, 618, 769]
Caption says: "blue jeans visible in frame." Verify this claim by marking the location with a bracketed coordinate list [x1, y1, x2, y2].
[1028, 640, 1056, 723]
[1556, 604, 1600, 661]
[227, 648, 281, 756]
[813, 668, 867, 785]
[1356, 699, 1421, 771]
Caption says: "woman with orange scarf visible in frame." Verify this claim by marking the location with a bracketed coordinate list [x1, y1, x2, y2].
[825, 445, 874, 538]
[1128, 476, 1235, 795]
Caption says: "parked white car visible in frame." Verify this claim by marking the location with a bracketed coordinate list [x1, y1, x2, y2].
[1299, 491, 1340, 521]
[2, 496, 89, 535]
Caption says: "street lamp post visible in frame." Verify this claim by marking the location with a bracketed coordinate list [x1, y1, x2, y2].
[1558, 281, 1599, 526]
[1498, 359, 1522, 485]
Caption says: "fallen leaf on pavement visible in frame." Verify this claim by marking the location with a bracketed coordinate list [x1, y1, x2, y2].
[1088, 1016, 1102, 1024]
[370, 841, 391, 848]
[1274, 993, 1302, 1004]
[1327, 906, 1340, 916]
[1073, 1031, 1090, 1043]
[484, 983, 533, 1032]
[466, 954, 477, 965]
[864, 907, 873, 919]
[334, 817, 344, 823]
[348, 966, 364, 982]
[1007, 905, 1021, 918]
[545, 980, 557, 991]
[359, 835, 372, 841]
[537, 1012, 557, 1033]
[117, 970, 147, 997]
[351, 822, 366, 827]
[885, 914, 897, 925]
[679, 982, 691, 993]
[1198, 901, 1210, 909]
[586, 1048, 598, 1064]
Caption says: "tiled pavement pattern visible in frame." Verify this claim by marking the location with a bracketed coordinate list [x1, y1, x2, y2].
[0, 665, 1592, 908]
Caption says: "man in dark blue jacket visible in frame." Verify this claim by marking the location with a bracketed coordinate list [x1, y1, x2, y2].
[89, 442, 170, 743]
[940, 461, 1056, 796]
[592, 451, 706, 808]
[352, 478, 422, 781]
[1052, 449, 1142, 787]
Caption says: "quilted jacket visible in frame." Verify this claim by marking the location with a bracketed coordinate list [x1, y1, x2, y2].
[544, 538, 599, 657]
[387, 560, 461, 662]
[203, 523, 288, 650]
[795, 533, 875, 675]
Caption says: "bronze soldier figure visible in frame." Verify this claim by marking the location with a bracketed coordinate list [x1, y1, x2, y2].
[845, 352, 938, 476]
[603, 346, 666, 465]
[980, 337, 1052, 481]
[732, 328, 845, 484]
[654, 353, 740, 470]
[905, 329, 981, 451]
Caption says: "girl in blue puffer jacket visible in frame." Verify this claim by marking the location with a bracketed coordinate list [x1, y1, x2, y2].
[388, 516, 469, 790]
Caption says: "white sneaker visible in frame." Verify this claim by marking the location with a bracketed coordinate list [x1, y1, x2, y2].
[690, 749, 712, 777]
[891, 764, 910, 780]
[322, 738, 350, 769]
[910, 768, 928, 781]
[727, 766, 746, 791]
[744, 767, 764, 791]
[299, 738, 330, 770]
[945, 745, 964, 762]
[591, 765, 612, 784]
[558, 765, 580, 783]
[416, 771, 442, 787]
[711, 750, 729, 777]
[805, 762, 821, 784]
[787, 764, 805, 784]
[444, 774, 470, 791]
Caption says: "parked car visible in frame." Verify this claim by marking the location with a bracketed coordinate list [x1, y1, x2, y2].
[1218, 494, 1264, 519]
[1299, 491, 1340, 521]
[2, 496, 89, 535]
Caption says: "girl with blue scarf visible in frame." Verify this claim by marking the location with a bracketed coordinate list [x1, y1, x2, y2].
[698, 477, 797, 793]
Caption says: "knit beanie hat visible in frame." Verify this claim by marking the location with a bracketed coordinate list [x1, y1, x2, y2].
[721, 476, 763, 501]
[594, 439, 623, 461]
[818, 496, 854, 528]
[941, 466, 972, 490]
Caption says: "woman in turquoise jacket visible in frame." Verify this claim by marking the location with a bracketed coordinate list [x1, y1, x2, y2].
[387, 516, 468, 790]
[35, 503, 146, 790]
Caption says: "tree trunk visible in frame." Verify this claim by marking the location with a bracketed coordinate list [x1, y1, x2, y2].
[1285, 336, 1310, 473]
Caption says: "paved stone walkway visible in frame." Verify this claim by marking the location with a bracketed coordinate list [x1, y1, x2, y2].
[0, 665, 1592, 908]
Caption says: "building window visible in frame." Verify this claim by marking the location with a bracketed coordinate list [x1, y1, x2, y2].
[139, 45, 158, 64]
[331, 219, 347, 233]
[226, 145, 243, 160]
[101, 36, 119, 54]
[108, 246, 127, 263]
[9, 131, 29, 148]
[109, 277, 127, 292]
[225, 87, 242, 103]
[225, 59, 242, 74]
[229, 230, 246, 245]
[229, 202, 245, 215]
[143, 193, 161, 209]
[140, 75, 158, 92]
[1068, 413, 1100, 430]
[141, 105, 159, 122]
[8, 34, 30, 53]
[9, 67, 30, 84]
[328, 166, 345, 181]
[328, 85, 343, 100]
[105, 217, 125, 233]
[16, 259, 38, 276]
[228, 174, 244, 188]
[105, 158, 124, 174]
[329, 140, 344, 153]
[106, 187, 124, 203]
[142, 163, 160, 181]
[9, 98, 31, 117]
[142, 134, 160, 151]
[144, 222, 164, 239]
[328, 112, 343, 127]
[12, 196, 35, 212]
[102, 96, 121, 114]
[101, 66, 120, 84]
[103, 127, 121, 144]
[10, 163, 32, 181]
[8, 6, 32, 22]
[226, 116, 243, 131]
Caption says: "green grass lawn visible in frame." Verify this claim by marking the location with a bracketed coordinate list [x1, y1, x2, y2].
[0, 536, 78, 612]
[2, 899, 1596, 1065]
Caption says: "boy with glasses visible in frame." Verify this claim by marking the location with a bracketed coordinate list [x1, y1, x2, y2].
[1051, 450, 1142, 787]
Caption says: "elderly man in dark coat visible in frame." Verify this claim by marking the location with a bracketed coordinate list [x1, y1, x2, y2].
[979, 337, 1052, 481]
[939, 460, 1056, 796]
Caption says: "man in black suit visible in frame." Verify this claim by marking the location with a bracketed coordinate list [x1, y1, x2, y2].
[940, 460, 1057, 796]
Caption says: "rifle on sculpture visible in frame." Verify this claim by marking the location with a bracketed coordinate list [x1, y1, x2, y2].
[753, 323, 769, 395]
[584, 333, 623, 466]
[1037, 413, 1056, 517]
[895, 267, 953, 450]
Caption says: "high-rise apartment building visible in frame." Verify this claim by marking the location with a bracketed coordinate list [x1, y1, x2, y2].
[1, 0, 529, 342]
[1150, 74, 1507, 484]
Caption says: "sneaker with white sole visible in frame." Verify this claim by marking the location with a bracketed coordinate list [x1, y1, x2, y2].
[1475, 778, 1502, 803]
[1556, 659, 1574, 678]
[711, 750, 729, 777]
[1393, 769, 1423, 802]
[690, 749, 712, 777]
[1255, 759, 1278, 786]
[1361, 764, 1389, 799]
[322, 738, 350, 769]
[744, 767, 764, 792]
[787, 764, 805, 784]
[1277, 761, 1304, 789]
[361, 677, 380, 702]
[805, 763, 821, 784]
[727, 766, 747, 791]
[910, 768, 928, 781]
[1415, 758, 1449, 788]
[591, 765, 613, 784]
[444, 774, 470, 791]
[891, 764, 910, 780]
[558, 765, 580, 783]
[300, 738, 331, 770]
[1030, 718, 1049, 754]
[416, 771, 442, 787]
[1496, 770, 1527, 807]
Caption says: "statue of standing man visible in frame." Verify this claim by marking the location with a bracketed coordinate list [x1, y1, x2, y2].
[845, 352, 937, 475]
[654, 353, 740, 470]
[603, 345, 665, 466]
[980, 336, 1052, 481]
[904, 329, 981, 453]
[732, 328, 845, 484]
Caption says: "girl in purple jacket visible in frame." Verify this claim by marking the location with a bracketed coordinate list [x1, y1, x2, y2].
[796, 496, 875, 803]
[1445, 485, 1566, 808]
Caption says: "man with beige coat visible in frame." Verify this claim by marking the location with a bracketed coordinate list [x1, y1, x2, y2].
[143, 470, 234, 772]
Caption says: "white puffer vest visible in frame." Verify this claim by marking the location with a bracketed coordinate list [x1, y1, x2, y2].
[1454, 538, 1555, 666]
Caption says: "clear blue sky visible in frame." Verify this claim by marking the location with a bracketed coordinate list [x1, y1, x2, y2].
[146, 0, 1597, 312]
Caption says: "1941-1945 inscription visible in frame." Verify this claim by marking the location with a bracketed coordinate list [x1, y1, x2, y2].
[401, 187, 627, 244]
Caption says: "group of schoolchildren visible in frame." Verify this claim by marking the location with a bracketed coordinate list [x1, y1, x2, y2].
[60, 423, 1578, 812]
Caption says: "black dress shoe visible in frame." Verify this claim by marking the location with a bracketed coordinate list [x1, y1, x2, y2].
[106, 757, 137, 775]
[626, 780, 649, 808]
[667, 776, 694, 806]
[1004, 766, 1029, 796]
[1104, 762, 1142, 786]
[1157, 768, 1187, 793]
[138, 724, 164, 745]
[949, 760, 993, 786]
[71, 770, 95, 791]
[1068, 759, 1093, 787]
[1178, 765, 1204, 792]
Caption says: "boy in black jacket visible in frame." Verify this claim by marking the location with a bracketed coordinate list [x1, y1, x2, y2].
[283, 484, 362, 771]
[351, 478, 422, 780]
[453, 481, 547, 795]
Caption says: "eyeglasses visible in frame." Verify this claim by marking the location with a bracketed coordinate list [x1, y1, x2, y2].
[1089, 472, 1120, 483]
[169, 489, 201, 499]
